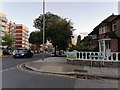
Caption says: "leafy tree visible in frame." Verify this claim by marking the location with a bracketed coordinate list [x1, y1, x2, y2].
[29, 31, 43, 52]
[70, 35, 81, 51]
[70, 35, 89, 51]
[2, 34, 12, 49]
[33, 12, 73, 56]
[76, 35, 81, 46]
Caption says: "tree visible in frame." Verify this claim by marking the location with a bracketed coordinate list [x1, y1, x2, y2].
[29, 31, 43, 52]
[2, 34, 12, 49]
[33, 12, 73, 56]
[76, 35, 81, 46]
[70, 35, 88, 51]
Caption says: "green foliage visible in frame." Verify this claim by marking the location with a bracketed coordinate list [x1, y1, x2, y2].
[2, 34, 12, 49]
[69, 35, 99, 52]
[29, 31, 43, 44]
[29, 31, 43, 52]
[70, 35, 90, 51]
[33, 12, 73, 54]
[76, 35, 81, 46]
[48, 18, 72, 51]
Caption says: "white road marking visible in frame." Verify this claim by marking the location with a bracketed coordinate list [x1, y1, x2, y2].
[0, 67, 16, 72]
[10, 67, 16, 70]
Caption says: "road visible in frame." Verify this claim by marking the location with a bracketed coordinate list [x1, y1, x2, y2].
[1, 54, 119, 89]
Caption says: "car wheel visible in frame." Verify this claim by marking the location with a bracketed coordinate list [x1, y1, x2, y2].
[24, 55, 27, 58]
[13, 56, 16, 58]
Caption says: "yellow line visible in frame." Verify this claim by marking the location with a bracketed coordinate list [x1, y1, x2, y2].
[16, 63, 76, 79]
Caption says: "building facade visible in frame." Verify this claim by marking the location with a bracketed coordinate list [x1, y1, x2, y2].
[0, 12, 7, 49]
[0, 12, 29, 50]
[14, 24, 29, 49]
[87, 14, 120, 53]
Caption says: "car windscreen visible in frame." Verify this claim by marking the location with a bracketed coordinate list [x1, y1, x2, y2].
[14, 50, 27, 53]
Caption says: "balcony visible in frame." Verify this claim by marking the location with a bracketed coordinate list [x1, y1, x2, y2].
[0, 17, 7, 22]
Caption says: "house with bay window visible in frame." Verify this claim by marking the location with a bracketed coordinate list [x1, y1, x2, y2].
[88, 14, 120, 53]
[67, 14, 120, 65]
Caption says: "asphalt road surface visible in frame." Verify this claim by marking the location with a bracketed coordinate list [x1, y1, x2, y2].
[1, 54, 119, 89]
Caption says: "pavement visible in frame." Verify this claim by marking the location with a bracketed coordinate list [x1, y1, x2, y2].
[24, 57, 120, 80]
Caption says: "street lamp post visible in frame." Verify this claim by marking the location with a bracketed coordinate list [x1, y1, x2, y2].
[42, 0, 45, 61]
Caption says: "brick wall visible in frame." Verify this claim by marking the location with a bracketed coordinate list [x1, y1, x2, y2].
[117, 19, 120, 35]
[67, 60, 120, 68]
[111, 39, 118, 52]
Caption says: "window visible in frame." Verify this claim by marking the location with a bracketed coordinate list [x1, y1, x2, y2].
[99, 26, 107, 34]
[112, 22, 117, 31]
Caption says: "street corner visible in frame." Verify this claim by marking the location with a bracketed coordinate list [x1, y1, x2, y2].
[40, 65, 63, 72]
[16, 60, 76, 79]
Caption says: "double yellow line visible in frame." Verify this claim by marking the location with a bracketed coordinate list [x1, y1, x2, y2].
[16, 62, 76, 79]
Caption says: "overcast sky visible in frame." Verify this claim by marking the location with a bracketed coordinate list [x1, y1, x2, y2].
[0, 0, 119, 38]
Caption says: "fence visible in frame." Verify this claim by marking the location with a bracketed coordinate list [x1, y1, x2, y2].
[67, 51, 120, 62]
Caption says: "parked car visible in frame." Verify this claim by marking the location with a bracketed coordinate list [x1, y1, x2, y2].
[13, 49, 33, 58]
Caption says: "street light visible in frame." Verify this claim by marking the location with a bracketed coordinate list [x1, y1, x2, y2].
[42, 0, 45, 61]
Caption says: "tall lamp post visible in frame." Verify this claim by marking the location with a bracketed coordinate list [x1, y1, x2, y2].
[42, 0, 45, 61]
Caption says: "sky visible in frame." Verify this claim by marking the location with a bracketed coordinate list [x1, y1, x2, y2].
[0, 0, 119, 39]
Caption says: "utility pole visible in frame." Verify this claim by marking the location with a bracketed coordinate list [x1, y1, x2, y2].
[42, 0, 45, 61]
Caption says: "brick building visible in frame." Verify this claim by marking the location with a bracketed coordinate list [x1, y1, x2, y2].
[88, 14, 120, 52]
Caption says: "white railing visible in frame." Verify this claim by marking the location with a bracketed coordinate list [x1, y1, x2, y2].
[67, 51, 120, 62]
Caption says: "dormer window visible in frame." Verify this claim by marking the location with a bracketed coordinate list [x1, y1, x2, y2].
[112, 22, 117, 31]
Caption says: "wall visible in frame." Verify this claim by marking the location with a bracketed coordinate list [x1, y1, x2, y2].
[111, 39, 118, 52]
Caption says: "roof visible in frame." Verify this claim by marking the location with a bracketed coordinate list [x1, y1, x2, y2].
[111, 15, 120, 22]
[102, 14, 117, 23]
[82, 36, 92, 41]
[88, 30, 98, 35]
[89, 14, 118, 35]
[105, 32, 120, 39]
